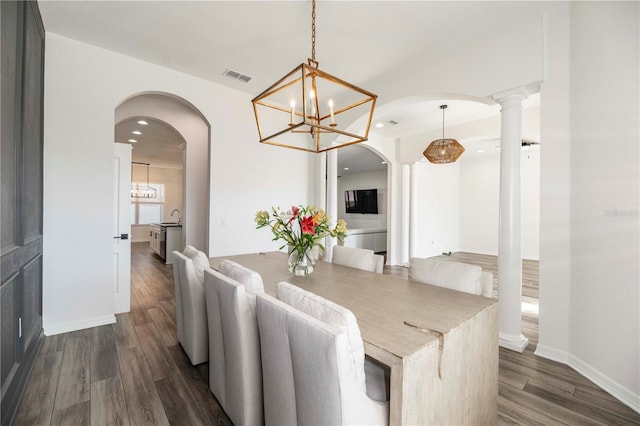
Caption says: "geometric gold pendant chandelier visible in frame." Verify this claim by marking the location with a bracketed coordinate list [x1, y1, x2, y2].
[251, 0, 377, 153]
[423, 104, 465, 164]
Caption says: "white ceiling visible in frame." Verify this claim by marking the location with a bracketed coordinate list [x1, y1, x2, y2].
[115, 117, 185, 168]
[40, 0, 545, 171]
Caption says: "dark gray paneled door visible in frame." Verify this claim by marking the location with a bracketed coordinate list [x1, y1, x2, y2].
[1, 1, 45, 424]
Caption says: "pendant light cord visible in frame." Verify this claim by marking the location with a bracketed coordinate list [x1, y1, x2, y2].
[311, 0, 316, 63]
[440, 104, 447, 139]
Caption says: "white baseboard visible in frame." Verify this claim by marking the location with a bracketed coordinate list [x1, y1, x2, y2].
[499, 332, 529, 353]
[568, 353, 640, 414]
[535, 344, 640, 414]
[44, 314, 117, 336]
[534, 343, 570, 364]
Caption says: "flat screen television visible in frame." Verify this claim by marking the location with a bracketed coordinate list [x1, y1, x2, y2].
[345, 189, 378, 214]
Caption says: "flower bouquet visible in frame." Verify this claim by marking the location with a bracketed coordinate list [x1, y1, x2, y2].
[255, 205, 348, 276]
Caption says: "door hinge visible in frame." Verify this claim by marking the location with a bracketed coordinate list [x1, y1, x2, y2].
[18, 317, 22, 338]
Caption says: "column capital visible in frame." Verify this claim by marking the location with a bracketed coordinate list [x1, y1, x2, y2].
[492, 86, 530, 105]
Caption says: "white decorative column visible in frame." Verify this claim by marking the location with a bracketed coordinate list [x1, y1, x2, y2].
[494, 88, 529, 352]
[315, 152, 327, 210]
[400, 163, 411, 265]
[408, 162, 419, 262]
[325, 149, 338, 262]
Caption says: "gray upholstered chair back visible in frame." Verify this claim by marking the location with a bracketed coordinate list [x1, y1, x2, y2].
[332, 245, 384, 274]
[256, 288, 388, 425]
[204, 264, 264, 426]
[172, 251, 209, 365]
[409, 258, 493, 297]
[479, 271, 494, 298]
[172, 250, 185, 345]
[373, 253, 385, 274]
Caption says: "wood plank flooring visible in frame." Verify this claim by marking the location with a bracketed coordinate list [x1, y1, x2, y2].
[15, 244, 640, 425]
[15, 243, 231, 426]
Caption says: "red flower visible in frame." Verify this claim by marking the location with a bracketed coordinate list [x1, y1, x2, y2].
[288, 205, 300, 225]
[300, 216, 316, 235]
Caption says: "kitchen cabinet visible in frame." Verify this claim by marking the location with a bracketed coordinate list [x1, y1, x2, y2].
[150, 223, 182, 264]
[342, 228, 387, 253]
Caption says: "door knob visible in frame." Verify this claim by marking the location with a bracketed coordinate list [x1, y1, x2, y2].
[113, 234, 129, 240]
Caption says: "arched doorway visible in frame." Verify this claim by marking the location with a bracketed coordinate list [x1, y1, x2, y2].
[113, 92, 210, 313]
[115, 92, 211, 253]
[336, 144, 391, 261]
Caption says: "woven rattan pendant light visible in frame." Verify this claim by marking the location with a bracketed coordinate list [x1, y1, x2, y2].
[423, 105, 465, 164]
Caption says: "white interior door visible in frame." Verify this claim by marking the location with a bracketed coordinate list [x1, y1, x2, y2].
[113, 143, 132, 313]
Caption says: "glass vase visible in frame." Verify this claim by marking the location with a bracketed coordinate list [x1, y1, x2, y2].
[288, 246, 316, 276]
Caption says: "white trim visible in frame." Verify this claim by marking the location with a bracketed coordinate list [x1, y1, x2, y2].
[568, 354, 640, 415]
[534, 343, 570, 364]
[535, 344, 640, 414]
[44, 314, 117, 336]
[499, 332, 529, 352]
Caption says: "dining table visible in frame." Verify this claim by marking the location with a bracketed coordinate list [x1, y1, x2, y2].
[209, 251, 498, 425]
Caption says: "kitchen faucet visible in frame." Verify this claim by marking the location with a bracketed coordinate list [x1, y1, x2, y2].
[170, 208, 182, 225]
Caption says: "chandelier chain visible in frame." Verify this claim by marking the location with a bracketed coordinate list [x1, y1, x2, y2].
[311, 0, 316, 62]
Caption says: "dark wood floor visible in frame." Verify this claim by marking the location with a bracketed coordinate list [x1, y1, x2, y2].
[15, 244, 640, 425]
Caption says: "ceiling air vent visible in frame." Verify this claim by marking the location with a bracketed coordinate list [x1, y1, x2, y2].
[223, 68, 252, 83]
[388, 120, 399, 125]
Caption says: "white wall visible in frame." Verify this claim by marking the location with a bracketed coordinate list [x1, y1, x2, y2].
[538, 2, 640, 411]
[458, 153, 500, 255]
[411, 160, 461, 259]
[537, 0, 572, 372]
[337, 170, 387, 230]
[43, 33, 314, 335]
[458, 146, 540, 259]
[568, 1, 639, 408]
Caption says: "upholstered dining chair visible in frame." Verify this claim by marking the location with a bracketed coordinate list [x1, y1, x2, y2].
[204, 261, 264, 426]
[172, 247, 210, 365]
[174, 245, 208, 346]
[256, 283, 389, 426]
[171, 250, 185, 345]
[409, 257, 493, 298]
[332, 245, 384, 274]
[183, 245, 211, 286]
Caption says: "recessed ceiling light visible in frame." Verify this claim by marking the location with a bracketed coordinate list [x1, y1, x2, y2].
[132, 130, 142, 135]
[478, 149, 485, 153]
[344, 167, 349, 170]
[381, 161, 387, 164]
[375, 123, 384, 128]
[128, 139, 137, 143]
[137, 120, 148, 125]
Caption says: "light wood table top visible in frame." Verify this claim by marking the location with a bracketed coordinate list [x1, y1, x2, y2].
[210, 251, 499, 424]
[210, 251, 495, 360]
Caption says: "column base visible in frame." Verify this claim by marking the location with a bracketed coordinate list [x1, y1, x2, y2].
[499, 332, 529, 353]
